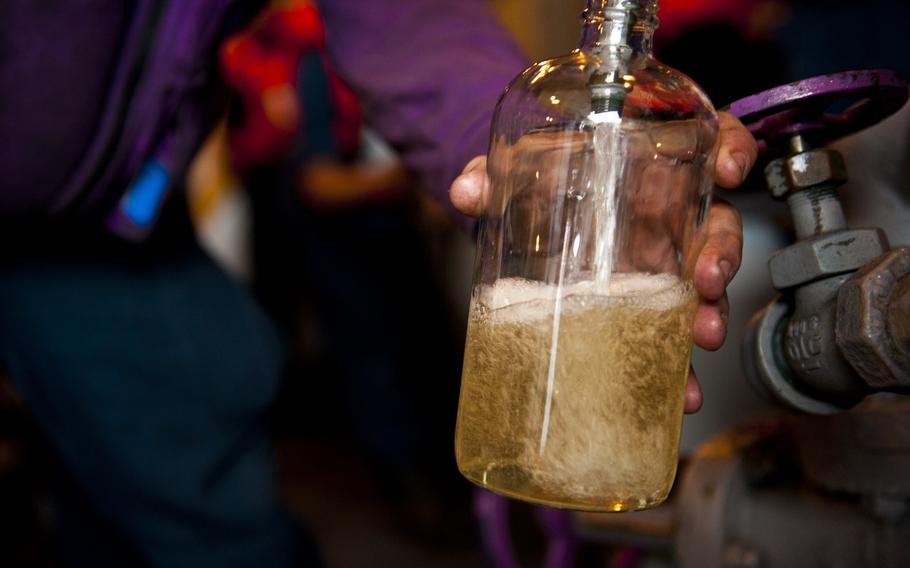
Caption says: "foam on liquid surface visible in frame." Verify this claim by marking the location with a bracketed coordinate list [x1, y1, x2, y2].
[477, 273, 691, 323]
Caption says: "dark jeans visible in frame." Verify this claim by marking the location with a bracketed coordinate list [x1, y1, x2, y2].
[0, 214, 315, 567]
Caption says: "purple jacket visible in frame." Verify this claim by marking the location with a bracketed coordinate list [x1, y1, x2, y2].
[0, 0, 526, 237]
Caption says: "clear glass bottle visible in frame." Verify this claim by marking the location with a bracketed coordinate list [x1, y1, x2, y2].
[454, 0, 718, 512]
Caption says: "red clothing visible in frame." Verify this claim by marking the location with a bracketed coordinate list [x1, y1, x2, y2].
[220, 4, 361, 171]
[658, 0, 763, 44]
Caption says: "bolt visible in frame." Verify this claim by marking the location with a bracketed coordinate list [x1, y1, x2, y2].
[789, 134, 810, 154]
[786, 186, 848, 239]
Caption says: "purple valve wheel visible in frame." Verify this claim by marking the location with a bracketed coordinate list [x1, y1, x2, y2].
[724, 69, 908, 154]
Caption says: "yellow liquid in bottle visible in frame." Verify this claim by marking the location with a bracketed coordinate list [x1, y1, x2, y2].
[454, 274, 696, 512]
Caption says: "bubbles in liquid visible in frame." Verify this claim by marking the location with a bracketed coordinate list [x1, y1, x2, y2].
[455, 273, 697, 511]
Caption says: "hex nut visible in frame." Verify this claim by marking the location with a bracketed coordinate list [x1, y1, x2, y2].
[836, 248, 910, 391]
[769, 228, 889, 290]
[765, 149, 848, 200]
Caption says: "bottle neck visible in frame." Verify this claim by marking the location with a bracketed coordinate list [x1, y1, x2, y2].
[578, 0, 658, 56]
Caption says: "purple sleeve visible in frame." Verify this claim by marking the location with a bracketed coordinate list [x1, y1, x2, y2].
[316, 0, 528, 216]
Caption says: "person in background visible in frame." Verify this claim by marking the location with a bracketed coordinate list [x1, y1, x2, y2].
[221, 1, 470, 542]
[0, 1, 757, 566]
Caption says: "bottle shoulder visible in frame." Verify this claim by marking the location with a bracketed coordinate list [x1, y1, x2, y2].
[625, 56, 717, 121]
[501, 52, 717, 124]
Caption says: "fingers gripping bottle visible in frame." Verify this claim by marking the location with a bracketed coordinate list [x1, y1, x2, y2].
[454, 0, 718, 512]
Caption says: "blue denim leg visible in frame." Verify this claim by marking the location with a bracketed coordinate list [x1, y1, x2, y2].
[0, 242, 310, 567]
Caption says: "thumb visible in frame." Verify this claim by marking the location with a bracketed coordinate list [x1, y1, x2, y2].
[449, 156, 489, 217]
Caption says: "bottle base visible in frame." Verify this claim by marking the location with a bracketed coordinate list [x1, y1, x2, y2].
[459, 462, 669, 513]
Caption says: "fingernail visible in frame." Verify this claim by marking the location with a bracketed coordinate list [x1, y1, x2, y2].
[732, 151, 749, 183]
[719, 260, 733, 284]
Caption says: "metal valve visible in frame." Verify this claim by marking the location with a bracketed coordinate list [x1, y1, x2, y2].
[727, 69, 910, 414]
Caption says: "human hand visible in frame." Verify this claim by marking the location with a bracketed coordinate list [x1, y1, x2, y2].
[449, 112, 758, 414]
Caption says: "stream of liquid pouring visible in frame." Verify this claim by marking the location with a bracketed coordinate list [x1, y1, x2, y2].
[591, 114, 622, 294]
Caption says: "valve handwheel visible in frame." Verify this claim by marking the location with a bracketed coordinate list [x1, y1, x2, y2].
[733, 69, 909, 415]
[724, 69, 908, 154]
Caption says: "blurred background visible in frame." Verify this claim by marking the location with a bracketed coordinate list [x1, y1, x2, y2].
[2, 0, 908, 566]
